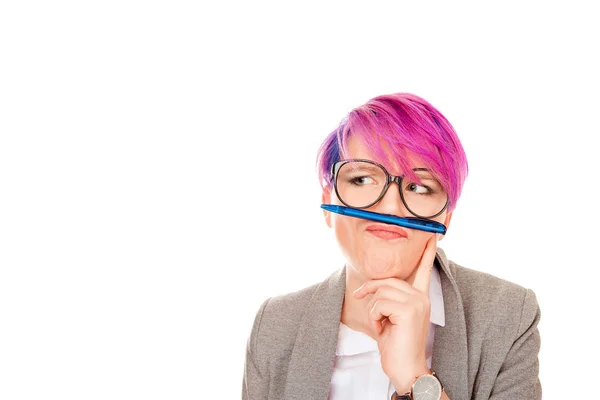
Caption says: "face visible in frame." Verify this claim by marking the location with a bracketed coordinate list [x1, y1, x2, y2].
[322, 136, 453, 283]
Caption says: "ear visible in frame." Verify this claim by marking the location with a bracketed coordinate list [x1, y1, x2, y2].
[438, 210, 453, 241]
[321, 186, 332, 228]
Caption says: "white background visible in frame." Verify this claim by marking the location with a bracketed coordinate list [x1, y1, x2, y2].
[1, 1, 598, 399]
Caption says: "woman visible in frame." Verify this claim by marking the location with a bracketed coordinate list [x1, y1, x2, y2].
[242, 93, 541, 400]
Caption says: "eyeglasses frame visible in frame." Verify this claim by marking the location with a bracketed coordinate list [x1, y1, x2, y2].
[330, 158, 449, 219]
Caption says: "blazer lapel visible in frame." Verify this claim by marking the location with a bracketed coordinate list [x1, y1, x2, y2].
[282, 267, 346, 400]
[432, 248, 470, 399]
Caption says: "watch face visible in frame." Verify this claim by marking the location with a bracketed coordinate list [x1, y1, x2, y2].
[412, 374, 442, 400]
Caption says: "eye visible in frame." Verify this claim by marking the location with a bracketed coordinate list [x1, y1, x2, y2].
[349, 175, 375, 185]
[407, 182, 431, 194]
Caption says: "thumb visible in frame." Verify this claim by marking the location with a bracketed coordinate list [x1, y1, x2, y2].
[412, 234, 438, 294]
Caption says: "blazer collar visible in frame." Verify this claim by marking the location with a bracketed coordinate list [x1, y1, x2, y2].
[282, 247, 469, 400]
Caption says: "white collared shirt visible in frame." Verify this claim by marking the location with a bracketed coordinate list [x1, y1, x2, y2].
[328, 266, 445, 400]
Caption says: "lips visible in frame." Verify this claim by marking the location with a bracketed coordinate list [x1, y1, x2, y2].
[365, 223, 409, 239]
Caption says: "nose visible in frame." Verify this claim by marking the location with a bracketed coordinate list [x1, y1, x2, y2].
[369, 179, 411, 217]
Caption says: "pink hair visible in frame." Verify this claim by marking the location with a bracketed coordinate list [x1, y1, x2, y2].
[316, 93, 469, 212]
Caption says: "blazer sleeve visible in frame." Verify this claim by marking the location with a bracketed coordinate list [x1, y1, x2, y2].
[489, 288, 542, 399]
[242, 297, 271, 400]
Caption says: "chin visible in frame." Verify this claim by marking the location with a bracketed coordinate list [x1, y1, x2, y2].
[362, 261, 402, 279]
[359, 252, 413, 279]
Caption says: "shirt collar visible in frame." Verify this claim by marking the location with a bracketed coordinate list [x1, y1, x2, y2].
[336, 263, 445, 356]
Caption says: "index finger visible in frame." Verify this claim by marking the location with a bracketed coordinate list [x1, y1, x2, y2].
[412, 234, 438, 294]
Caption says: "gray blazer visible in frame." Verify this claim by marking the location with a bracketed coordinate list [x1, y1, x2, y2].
[242, 247, 542, 399]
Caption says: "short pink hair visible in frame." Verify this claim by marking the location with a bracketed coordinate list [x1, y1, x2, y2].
[316, 93, 469, 212]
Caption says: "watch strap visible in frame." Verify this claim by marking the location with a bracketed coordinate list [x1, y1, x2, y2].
[391, 391, 411, 400]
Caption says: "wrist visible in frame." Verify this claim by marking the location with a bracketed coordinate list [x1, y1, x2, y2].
[392, 365, 432, 395]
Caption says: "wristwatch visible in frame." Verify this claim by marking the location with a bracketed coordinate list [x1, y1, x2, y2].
[391, 371, 444, 400]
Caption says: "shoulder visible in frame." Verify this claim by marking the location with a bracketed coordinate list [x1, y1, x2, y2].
[246, 277, 325, 360]
[448, 259, 540, 339]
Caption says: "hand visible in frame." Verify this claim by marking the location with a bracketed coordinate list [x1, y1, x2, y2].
[353, 234, 438, 394]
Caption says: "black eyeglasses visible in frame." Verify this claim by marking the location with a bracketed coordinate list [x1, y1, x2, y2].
[331, 159, 449, 219]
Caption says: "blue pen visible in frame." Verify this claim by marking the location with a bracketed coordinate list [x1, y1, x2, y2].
[320, 204, 447, 235]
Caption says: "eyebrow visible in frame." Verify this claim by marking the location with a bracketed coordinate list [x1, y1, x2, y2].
[413, 170, 437, 178]
[347, 165, 382, 172]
